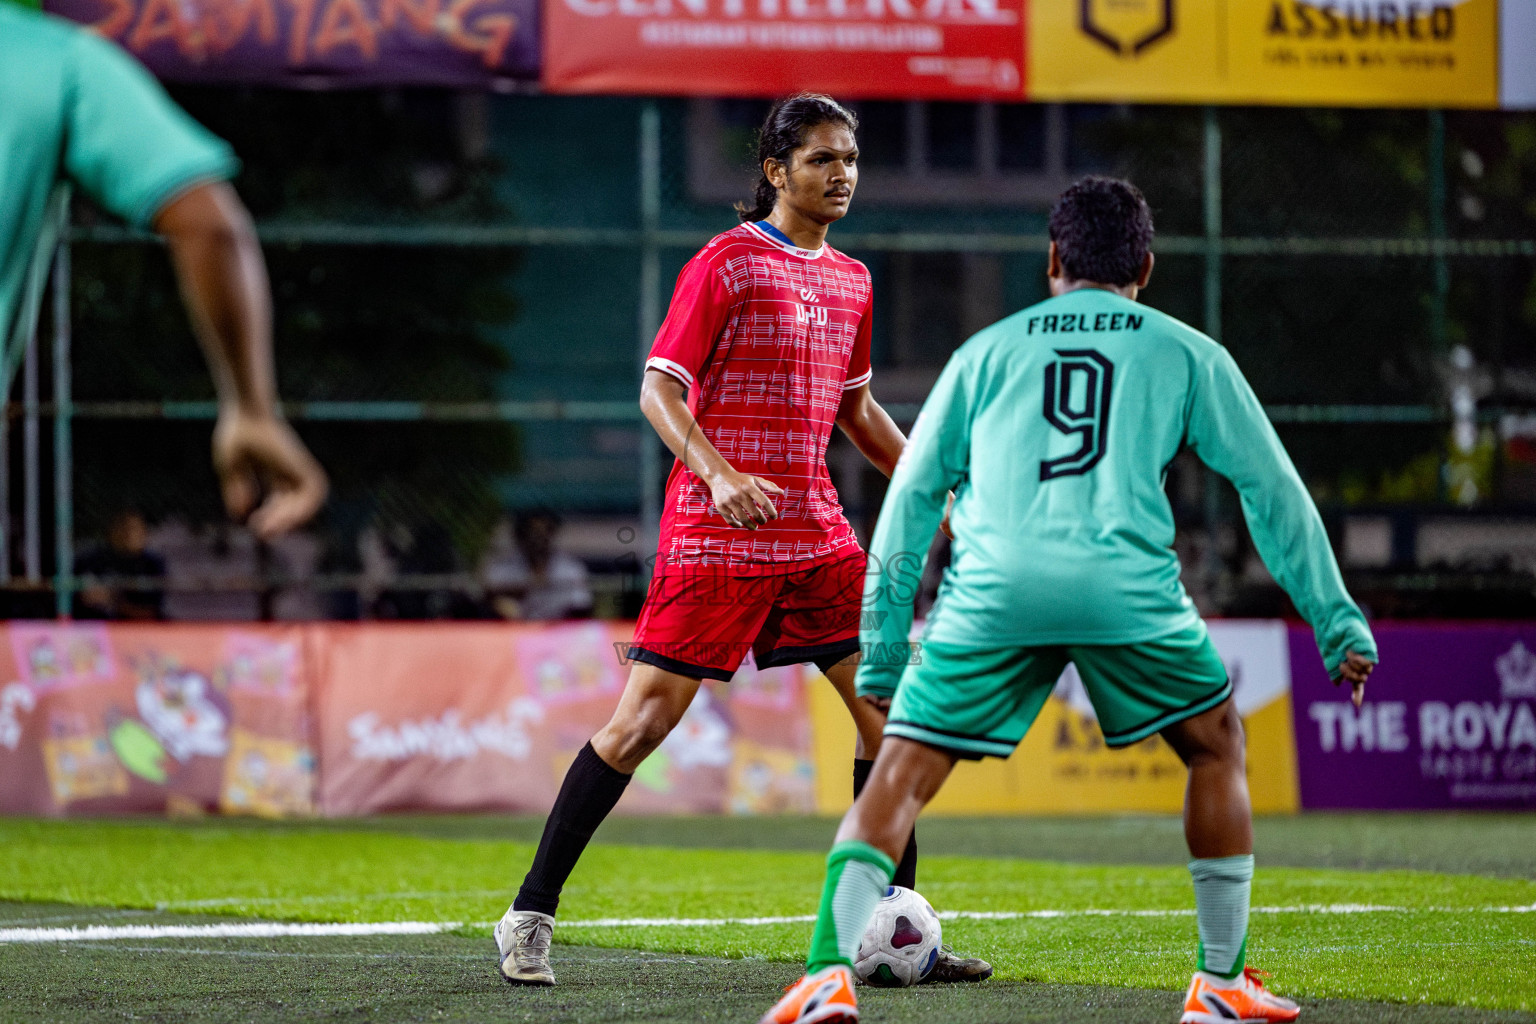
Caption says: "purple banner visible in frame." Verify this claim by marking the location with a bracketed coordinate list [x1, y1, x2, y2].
[44, 0, 538, 87]
[1291, 624, 1536, 810]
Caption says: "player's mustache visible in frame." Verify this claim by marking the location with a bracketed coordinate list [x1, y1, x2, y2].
[825, 187, 851, 197]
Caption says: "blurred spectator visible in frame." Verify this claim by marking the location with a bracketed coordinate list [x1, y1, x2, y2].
[372, 521, 479, 619]
[482, 510, 592, 621]
[75, 509, 166, 620]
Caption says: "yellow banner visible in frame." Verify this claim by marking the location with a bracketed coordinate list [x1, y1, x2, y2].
[1027, 0, 1500, 109]
[811, 686, 1298, 815]
[810, 620, 1301, 815]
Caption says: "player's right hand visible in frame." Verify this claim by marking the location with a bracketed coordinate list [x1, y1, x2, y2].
[1334, 650, 1375, 708]
[709, 470, 783, 530]
[212, 410, 328, 540]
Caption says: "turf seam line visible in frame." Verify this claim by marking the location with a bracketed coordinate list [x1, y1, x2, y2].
[2, 903, 1531, 944]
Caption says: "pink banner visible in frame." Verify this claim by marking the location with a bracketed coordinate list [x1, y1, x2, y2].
[0, 623, 315, 817]
[314, 621, 817, 816]
[0, 621, 815, 818]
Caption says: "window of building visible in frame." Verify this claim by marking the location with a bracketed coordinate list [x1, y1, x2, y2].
[688, 99, 1104, 207]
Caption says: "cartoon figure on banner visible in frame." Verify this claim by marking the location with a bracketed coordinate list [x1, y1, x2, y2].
[728, 653, 802, 711]
[43, 709, 129, 803]
[729, 738, 815, 814]
[218, 635, 299, 695]
[221, 728, 316, 818]
[107, 715, 170, 784]
[633, 685, 733, 794]
[133, 653, 231, 762]
[0, 682, 37, 750]
[516, 624, 624, 706]
[9, 623, 115, 691]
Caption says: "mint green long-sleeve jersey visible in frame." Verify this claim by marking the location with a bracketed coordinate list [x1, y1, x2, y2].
[856, 288, 1376, 699]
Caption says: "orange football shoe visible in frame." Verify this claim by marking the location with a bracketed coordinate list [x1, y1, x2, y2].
[1181, 967, 1301, 1023]
[758, 964, 858, 1024]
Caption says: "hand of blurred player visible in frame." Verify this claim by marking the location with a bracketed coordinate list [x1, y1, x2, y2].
[710, 469, 783, 530]
[1334, 650, 1375, 708]
[940, 492, 956, 540]
[212, 410, 328, 540]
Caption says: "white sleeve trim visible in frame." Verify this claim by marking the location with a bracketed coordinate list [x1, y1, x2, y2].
[843, 369, 873, 390]
[646, 356, 695, 387]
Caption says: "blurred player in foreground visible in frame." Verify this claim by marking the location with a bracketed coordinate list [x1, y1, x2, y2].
[0, 4, 326, 539]
[496, 94, 989, 987]
[761, 177, 1378, 1024]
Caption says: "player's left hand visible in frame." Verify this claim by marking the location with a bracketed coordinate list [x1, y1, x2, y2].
[212, 410, 328, 540]
[940, 492, 956, 540]
[1334, 650, 1375, 708]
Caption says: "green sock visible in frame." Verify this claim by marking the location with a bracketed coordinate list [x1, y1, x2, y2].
[1190, 854, 1254, 979]
[806, 840, 896, 973]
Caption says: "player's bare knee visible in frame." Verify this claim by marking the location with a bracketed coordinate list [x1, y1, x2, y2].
[877, 738, 953, 802]
[597, 706, 679, 770]
[1163, 700, 1245, 768]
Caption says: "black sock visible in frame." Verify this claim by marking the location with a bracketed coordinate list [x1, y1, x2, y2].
[514, 742, 631, 916]
[852, 758, 918, 890]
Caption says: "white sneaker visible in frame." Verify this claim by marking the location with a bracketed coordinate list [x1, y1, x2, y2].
[494, 907, 555, 986]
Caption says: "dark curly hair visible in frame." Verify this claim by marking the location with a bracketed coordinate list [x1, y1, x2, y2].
[735, 94, 858, 224]
[1048, 176, 1155, 286]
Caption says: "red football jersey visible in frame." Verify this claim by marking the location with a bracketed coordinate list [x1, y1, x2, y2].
[645, 221, 874, 574]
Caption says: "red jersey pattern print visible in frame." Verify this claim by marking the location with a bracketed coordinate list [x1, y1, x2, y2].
[645, 221, 874, 573]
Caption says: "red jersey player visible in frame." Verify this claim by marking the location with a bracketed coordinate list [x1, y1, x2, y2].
[495, 94, 992, 989]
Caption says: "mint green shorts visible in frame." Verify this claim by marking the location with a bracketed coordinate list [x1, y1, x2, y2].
[884, 622, 1231, 759]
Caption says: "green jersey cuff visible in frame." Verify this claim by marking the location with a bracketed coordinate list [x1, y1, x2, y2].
[854, 672, 899, 700]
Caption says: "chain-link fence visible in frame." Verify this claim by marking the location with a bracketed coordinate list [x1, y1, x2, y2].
[4, 96, 1534, 621]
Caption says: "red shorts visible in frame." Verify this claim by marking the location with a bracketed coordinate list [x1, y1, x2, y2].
[627, 552, 866, 681]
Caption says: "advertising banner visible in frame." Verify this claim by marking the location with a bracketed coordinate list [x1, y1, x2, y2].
[1291, 623, 1536, 810]
[44, 0, 539, 87]
[4, 619, 1532, 817]
[810, 620, 1300, 815]
[543, 0, 1505, 107]
[1502, 0, 1536, 109]
[1027, 0, 1500, 108]
[0, 623, 315, 817]
[540, 0, 1024, 99]
[314, 621, 818, 815]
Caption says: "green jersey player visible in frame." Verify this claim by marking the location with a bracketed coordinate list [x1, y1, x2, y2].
[1, 3, 326, 540]
[761, 177, 1377, 1024]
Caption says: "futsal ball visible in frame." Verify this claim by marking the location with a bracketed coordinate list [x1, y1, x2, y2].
[853, 885, 942, 987]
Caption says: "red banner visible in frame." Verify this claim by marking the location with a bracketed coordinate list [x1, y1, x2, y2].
[540, 0, 1024, 99]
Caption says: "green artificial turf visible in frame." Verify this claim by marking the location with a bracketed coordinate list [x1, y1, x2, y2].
[1, 818, 1532, 1013]
[324, 812, 1536, 878]
[4, 903, 1527, 1024]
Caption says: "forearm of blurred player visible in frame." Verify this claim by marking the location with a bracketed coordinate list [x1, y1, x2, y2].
[834, 383, 905, 478]
[154, 181, 327, 537]
[155, 182, 277, 418]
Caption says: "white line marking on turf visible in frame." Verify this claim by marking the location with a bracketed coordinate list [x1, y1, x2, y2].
[0, 922, 458, 944]
[1, 902, 1530, 944]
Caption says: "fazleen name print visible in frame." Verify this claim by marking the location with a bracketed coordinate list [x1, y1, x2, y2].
[1025, 312, 1144, 335]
